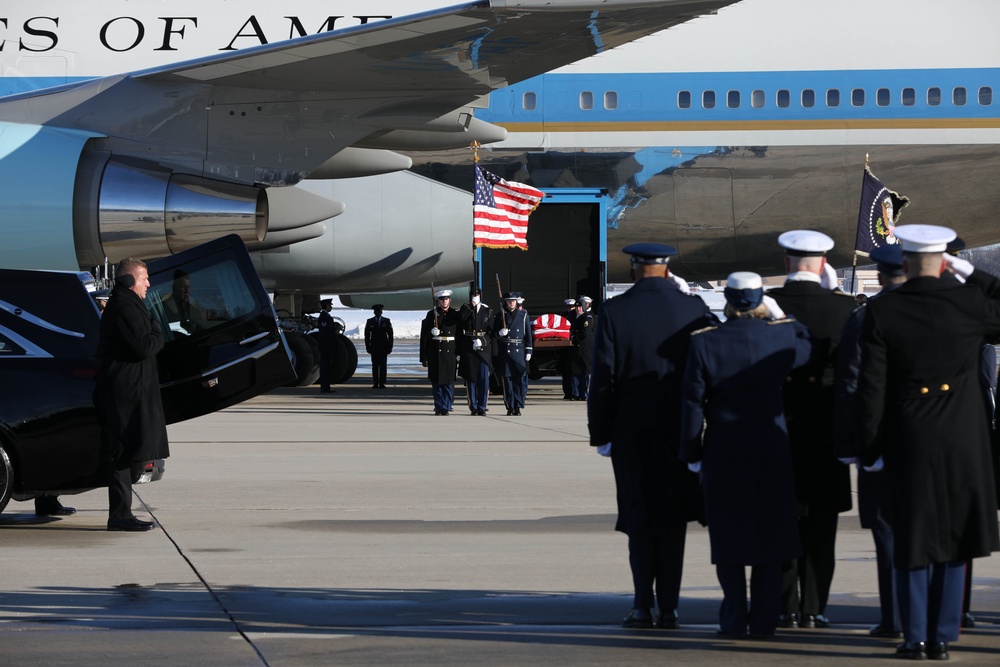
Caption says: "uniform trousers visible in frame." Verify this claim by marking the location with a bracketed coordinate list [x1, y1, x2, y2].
[318, 347, 333, 391]
[108, 463, 133, 520]
[870, 510, 901, 631]
[627, 522, 687, 612]
[570, 374, 590, 400]
[716, 563, 782, 637]
[502, 374, 527, 411]
[431, 383, 454, 412]
[896, 561, 965, 644]
[465, 359, 490, 413]
[370, 353, 387, 387]
[782, 511, 839, 616]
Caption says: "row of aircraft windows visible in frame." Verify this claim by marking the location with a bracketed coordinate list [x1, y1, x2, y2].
[520, 86, 994, 111]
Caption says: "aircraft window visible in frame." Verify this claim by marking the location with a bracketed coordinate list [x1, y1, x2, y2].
[980, 86, 993, 105]
[801, 89, 815, 108]
[776, 89, 790, 108]
[604, 91, 618, 110]
[727, 90, 740, 109]
[852, 89, 865, 107]
[751, 89, 765, 108]
[147, 261, 257, 343]
[953, 87, 967, 106]
[678, 90, 692, 109]
[703, 90, 716, 109]
[877, 88, 890, 107]
[902, 87, 916, 106]
[927, 87, 941, 106]
[580, 91, 594, 110]
[827, 89, 840, 107]
[522, 92, 536, 111]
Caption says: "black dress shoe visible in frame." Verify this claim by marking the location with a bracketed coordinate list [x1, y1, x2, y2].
[476, 409, 486, 416]
[961, 612, 975, 628]
[507, 409, 513, 415]
[777, 613, 798, 629]
[622, 608, 654, 629]
[800, 614, 830, 628]
[895, 641, 928, 660]
[927, 642, 948, 660]
[656, 610, 678, 629]
[513, 408, 521, 416]
[107, 517, 155, 532]
[870, 625, 904, 639]
[35, 498, 76, 516]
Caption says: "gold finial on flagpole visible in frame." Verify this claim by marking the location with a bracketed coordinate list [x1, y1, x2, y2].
[470, 140, 481, 163]
[865, 152, 870, 169]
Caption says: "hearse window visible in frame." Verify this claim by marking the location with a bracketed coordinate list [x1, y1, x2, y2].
[522, 92, 536, 111]
[902, 87, 916, 106]
[0, 332, 27, 356]
[776, 89, 790, 108]
[703, 90, 716, 109]
[980, 86, 993, 105]
[604, 91, 618, 110]
[801, 89, 815, 108]
[580, 91, 594, 110]
[852, 88, 865, 107]
[877, 88, 890, 107]
[927, 87, 941, 106]
[827, 89, 840, 107]
[678, 90, 692, 109]
[727, 90, 740, 109]
[953, 87, 967, 106]
[751, 89, 765, 108]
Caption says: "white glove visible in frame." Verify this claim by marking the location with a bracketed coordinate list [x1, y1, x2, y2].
[687, 461, 702, 473]
[668, 272, 691, 294]
[838, 457, 859, 466]
[863, 456, 884, 472]
[596, 442, 612, 457]
[820, 262, 839, 290]
[943, 253, 974, 280]
[762, 295, 786, 319]
[430, 327, 440, 336]
[472, 338, 483, 351]
[499, 328, 509, 337]
[526, 353, 532, 361]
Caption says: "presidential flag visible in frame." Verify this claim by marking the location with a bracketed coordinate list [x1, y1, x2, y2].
[473, 164, 544, 250]
[855, 165, 909, 254]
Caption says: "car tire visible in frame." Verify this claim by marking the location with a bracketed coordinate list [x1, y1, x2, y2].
[0, 446, 13, 514]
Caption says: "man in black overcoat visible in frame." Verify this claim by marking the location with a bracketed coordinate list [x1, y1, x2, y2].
[420, 289, 461, 415]
[317, 298, 338, 393]
[768, 230, 856, 629]
[364, 304, 393, 389]
[857, 224, 1000, 660]
[588, 243, 716, 630]
[459, 288, 492, 415]
[569, 295, 595, 401]
[95, 258, 168, 532]
[560, 298, 578, 399]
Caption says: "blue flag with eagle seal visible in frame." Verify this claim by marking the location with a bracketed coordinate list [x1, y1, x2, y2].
[855, 165, 910, 254]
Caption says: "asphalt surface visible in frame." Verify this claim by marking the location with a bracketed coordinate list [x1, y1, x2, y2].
[2, 374, 999, 666]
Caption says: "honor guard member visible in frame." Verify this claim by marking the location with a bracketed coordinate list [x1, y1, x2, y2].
[364, 304, 393, 389]
[834, 243, 907, 639]
[570, 296, 595, 401]
[681, 272, 812, 639]
[768, 229, 856, 629]
[561, 298, 579, 399]
[857, 225, 1000, 660]
[493, 291, 533, 415]
[317, 298, 338, 393]
[588, 243, 717, 630]
[516, 294, 531, 400]
[459, 288, 493, 415]
[420, 289, 461, 415]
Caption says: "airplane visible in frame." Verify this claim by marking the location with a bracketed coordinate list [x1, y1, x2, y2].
[0, 0, 741, 306]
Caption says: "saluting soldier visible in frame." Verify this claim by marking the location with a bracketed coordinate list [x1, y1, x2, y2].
[588, 243, 717, 630]
[857, 224, 1000, 660]
[493, 291, 533, 416]
[681, 272, 811, 639]
[420, 289, 461, 415]
[768, 230, 856, 629]
[364, 304, 393, 389]
[560, 297, 579, 399]
[459, 288, 493, 416]
[569, 295, 595, 401]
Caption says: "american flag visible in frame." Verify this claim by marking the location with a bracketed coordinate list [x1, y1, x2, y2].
[473, 164, 544, 250]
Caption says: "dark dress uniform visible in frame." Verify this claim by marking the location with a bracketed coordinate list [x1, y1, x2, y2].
[317, 308, 338, 392]
[588, 273, 715, 623]
[560, 302, 578, 399]
[459, 300, 493, 415]
[420, 303, 460, 414]
[681, 315, 811, 637]
[570, 306, 595, 401]
[493, 300, 533, 415]
[858, 267, 1000, 649]
[768, 278, 856, 625]
[364, 310, 393, 388]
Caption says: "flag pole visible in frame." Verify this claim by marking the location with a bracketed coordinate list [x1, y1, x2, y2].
[470, 141, 482, 294]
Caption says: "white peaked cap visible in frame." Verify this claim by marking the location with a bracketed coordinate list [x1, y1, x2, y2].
[726, 271, 763, 290]
[893, 224, 957, 253]
[778, 230, 835, 255]
[435, 289, 453, 298]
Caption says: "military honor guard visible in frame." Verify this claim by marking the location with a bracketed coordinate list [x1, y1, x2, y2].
[569, 295, 595, 401]
[857, 224, 1000, 660]
[493, 291, 533, 415]
[459, 288, 493, 416]
[768, 230, 857, 629]
[364, 304, 393, 389]
[420, 289, 461, 415]
[681, 272, 812, 638]
[560, 297, 579, 399]
[317, 298, 338, 393]
[588, 243, 717, 630]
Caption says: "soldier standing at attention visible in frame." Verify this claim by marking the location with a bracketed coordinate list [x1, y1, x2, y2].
[570, 295, 595, 401]
[768, 230, 856, 629]
[317, 298, 338, 394]
[560, 297, 579, 400]
[364, 304, 393, 389]
[420, 289, 461, 415]
[459, 288, 493, 416]
[493, 291, 533, 416]
[588, 243, 716, 630]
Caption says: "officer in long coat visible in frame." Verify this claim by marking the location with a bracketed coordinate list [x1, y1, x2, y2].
[493, 291, 533, 415]
[317, 299, 338, 393]
[559, 298, 579, 399]
[681, 272, 811, 638]
[95, 258, 168, 532]
[767, 229, 856, 629]
[364, 304, 393, 389]
[857, 224, 1000, 660]
[420, 289, 461, 415]
[459, 288, 492, 415]
[588, 243, 717, 630]
[569, 295, 595, 401]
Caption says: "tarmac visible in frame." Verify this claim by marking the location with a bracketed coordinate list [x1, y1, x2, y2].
[2, 361, 999, 665]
